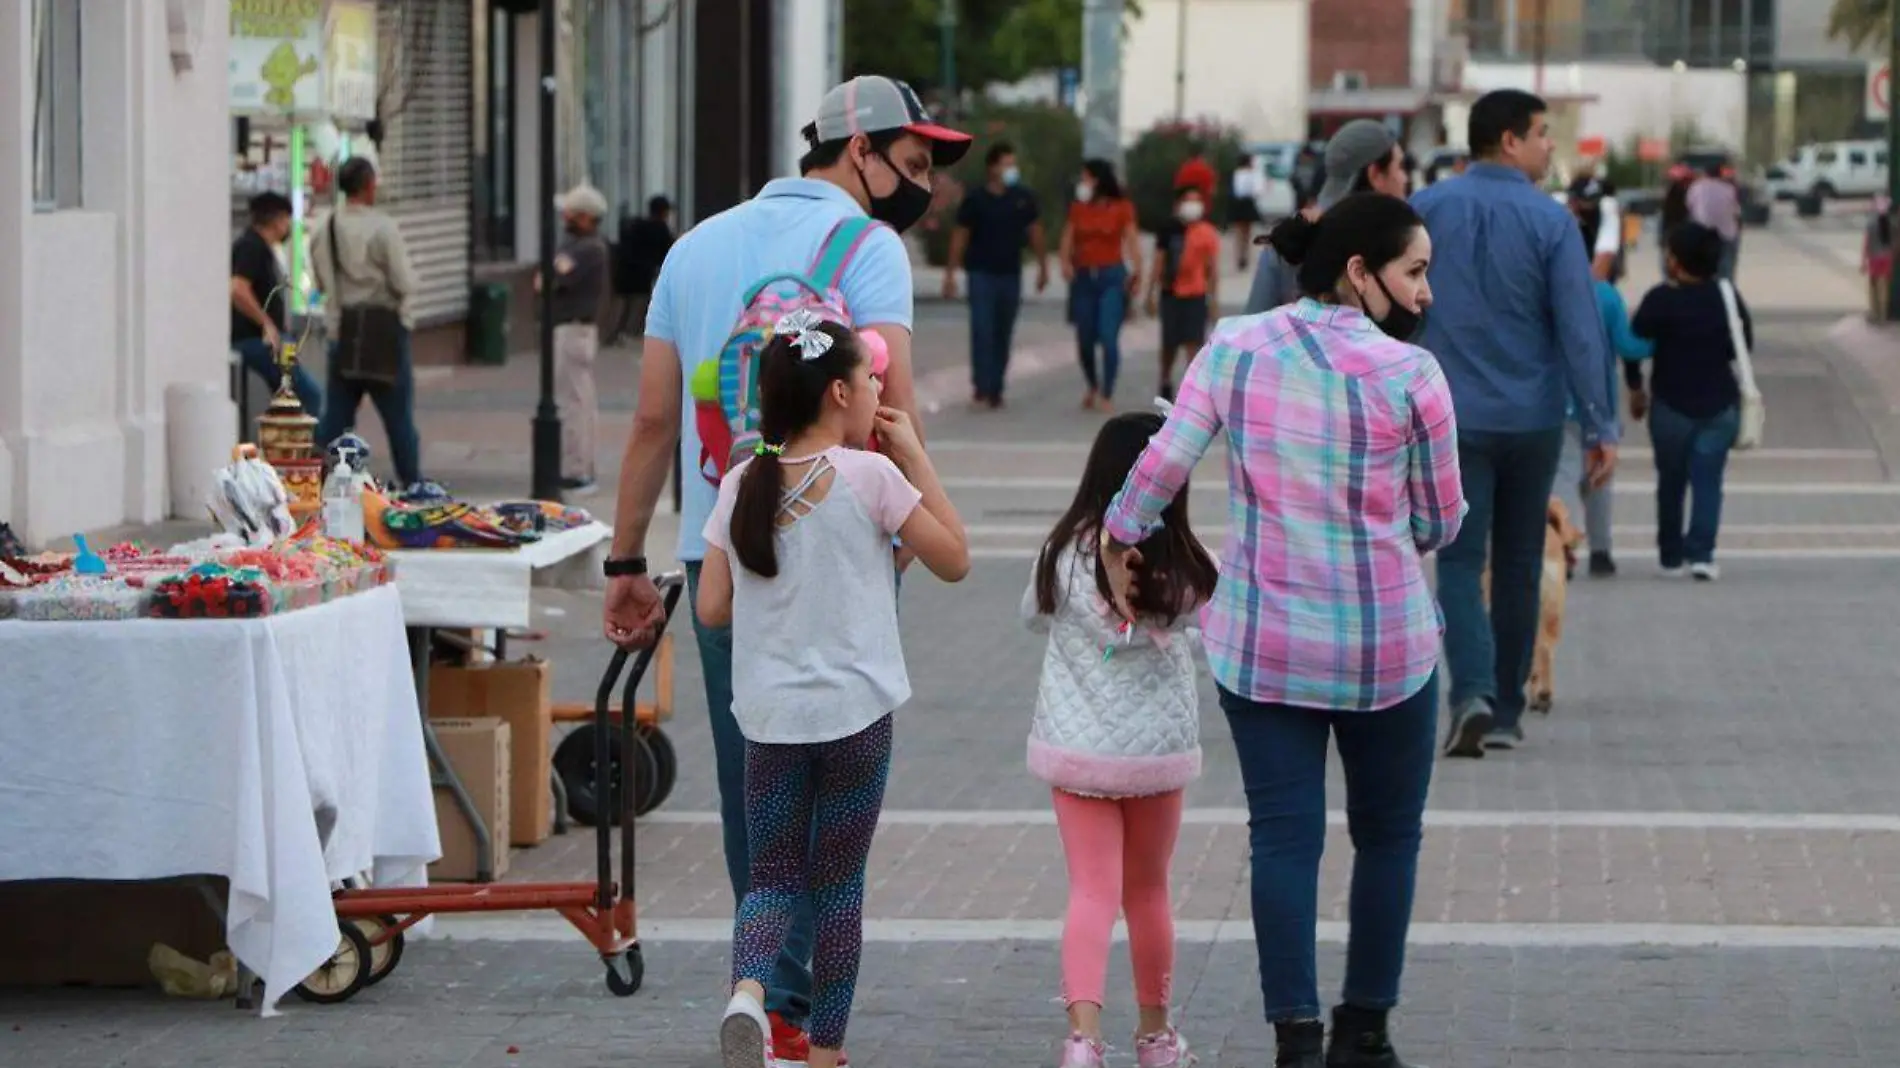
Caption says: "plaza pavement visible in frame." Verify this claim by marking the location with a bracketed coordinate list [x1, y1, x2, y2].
[12, 219, 1900, 1067]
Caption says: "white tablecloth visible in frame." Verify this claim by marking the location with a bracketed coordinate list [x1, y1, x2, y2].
[390, 522, 611, 629]
[0, 584, 439, 1013]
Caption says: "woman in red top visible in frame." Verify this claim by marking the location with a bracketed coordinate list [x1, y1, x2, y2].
[1060, 159, 1143, 412]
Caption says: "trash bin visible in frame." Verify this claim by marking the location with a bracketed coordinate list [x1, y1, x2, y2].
[1795, 191, 1824, 218]
[468, 282, 510, 365]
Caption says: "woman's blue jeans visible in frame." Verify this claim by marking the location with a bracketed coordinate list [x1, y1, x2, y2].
[1219, 675, 1438, 1022]
[1070, 264, 1128, 399]
[1648, 400, 1739, 567]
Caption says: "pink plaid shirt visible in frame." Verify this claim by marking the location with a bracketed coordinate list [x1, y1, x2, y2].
[1103, 300, 1466, 711]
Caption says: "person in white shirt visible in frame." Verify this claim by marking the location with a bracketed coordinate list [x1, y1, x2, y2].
[1230, 155, 1264, 270]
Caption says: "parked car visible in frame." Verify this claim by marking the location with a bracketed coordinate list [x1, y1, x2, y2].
[1242, 141, 1301, 219]
[1781, 139, 1888, 201]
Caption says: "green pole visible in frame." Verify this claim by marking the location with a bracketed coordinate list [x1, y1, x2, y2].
[288, 123, 306, 317]
[938, 0, 957, 104]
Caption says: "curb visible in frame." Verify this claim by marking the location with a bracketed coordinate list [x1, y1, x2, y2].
[1823, 313, 1900, 481]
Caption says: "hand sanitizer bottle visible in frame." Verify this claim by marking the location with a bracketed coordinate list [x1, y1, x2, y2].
[322, 458, 365, 542]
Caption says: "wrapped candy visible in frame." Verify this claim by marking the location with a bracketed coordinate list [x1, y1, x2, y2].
[149, 564, 274, 619]
[13, 575, 152, 621]
[206, 445, 296, 546]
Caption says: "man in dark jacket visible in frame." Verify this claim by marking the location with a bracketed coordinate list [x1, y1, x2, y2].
[607, 195, 676, 344]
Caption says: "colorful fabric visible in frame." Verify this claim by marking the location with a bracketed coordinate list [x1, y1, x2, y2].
[1101, 299, 1466, 712]
[732, 714, 894, 1050]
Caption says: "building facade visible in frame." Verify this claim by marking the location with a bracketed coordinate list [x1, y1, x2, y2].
[1121, 0, 1310, 144]
[2, 1, 234, 547]
[1309, 0, 1448, 147]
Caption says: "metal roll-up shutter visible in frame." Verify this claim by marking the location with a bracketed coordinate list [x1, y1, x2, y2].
[377, 0, 472, 326]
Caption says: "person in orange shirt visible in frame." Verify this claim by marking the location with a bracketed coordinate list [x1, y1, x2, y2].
[1145, 185, 1223, 400]
[1060, 159, 1143, 411]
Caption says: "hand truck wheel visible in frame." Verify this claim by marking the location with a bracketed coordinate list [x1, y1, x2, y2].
[293, 920, 373, 1004]
[556, 724, 659, 825]
[604, 945, 644, 997]
[638, 725, 677, 812]
[349, 914, 405, 987]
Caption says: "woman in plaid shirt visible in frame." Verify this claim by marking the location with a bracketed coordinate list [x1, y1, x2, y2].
[1100, 193, 1465, 1068]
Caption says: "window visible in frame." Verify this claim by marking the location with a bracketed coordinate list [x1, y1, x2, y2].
[1850, 150, 1868, 166]
[1818, 149, 1838, 165]
[31, 0, 83, 211]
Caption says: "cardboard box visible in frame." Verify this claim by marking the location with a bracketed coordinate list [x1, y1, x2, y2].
[428, 658, 552, 846]
[0, 878, 227, 989]
[430, 717, 512, 882]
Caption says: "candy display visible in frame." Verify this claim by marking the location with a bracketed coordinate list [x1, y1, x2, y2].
[150, 565, 276, 619]
[13, 575, 153, 621]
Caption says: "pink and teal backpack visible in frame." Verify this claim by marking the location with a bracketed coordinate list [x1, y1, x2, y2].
[690, 216, 882, 486]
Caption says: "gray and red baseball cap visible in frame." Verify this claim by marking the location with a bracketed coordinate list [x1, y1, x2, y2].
[811, 76, 973, 167]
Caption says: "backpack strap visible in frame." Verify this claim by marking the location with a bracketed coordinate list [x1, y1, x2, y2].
[807, 216, 879, 292]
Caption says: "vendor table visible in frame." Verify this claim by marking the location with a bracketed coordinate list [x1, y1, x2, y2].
[389, 521, 612, 881]
[0, 584, 438, 1013]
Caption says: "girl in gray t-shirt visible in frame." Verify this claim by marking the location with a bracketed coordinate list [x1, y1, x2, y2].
[694, 312, 969, 1068]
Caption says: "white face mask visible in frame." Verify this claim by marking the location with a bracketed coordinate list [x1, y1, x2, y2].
[1177, 200, 1205, 222]
[1074, 182, 1095, 203]
[1001, 166, 1021, 186]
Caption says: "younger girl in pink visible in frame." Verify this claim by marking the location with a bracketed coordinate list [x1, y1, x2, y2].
[1020, 411, 1218, 1068]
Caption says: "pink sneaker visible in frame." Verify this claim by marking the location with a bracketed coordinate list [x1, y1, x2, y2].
[1058, 1032, 1108, 1068]
[1135, 1026, 1195, 1068]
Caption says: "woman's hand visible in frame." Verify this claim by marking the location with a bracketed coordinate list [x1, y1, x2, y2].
[1102, 542, 1143, 622]
[873, 407, 924, 467]
[1628, 388, 1650, 422]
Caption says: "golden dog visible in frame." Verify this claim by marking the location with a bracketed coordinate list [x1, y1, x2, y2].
[1479, 497, 1586, 714]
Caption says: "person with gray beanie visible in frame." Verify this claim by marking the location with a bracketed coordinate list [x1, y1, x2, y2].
[1244, 121, 1409, 314]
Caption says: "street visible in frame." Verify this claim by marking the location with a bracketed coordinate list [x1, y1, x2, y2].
[10, 218, 1900, 1067]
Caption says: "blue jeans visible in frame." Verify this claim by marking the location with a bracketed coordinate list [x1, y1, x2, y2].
[1648, 401, 1738, 567]
[315, 331, 423, 487]
[1436, 426, 1566, 730]
[1220, 675, 1438, 1022]
[1070, 264, 1128, 399]
[685, 561, 815, 1026]
[967, 270, 1022, 401]
[233, 336, 323, 415]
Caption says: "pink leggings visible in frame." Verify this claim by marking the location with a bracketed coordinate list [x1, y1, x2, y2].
[1052, 787, 1185, 1008]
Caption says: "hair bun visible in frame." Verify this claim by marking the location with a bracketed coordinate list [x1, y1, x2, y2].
[1266, 214, 1320, 266]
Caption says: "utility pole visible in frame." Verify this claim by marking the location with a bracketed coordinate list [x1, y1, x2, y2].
[1081, 0, 1125, 166]
[939, 0, 958, 106]
[1531, 0, 1548, 94]
[532, 0, 564, 503]
[1887, 0, 1900, 322]
[1173, 0, 1188, 121]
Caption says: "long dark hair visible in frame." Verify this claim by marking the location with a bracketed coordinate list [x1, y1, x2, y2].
[1265, 192, 1423, 299]
[728, 320, 861, 578]
[1080, 158, 1125, 200]
[1034, 412, 1218, 625]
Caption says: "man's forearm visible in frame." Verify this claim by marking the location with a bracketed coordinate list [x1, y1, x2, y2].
[609, 422, 678, 558]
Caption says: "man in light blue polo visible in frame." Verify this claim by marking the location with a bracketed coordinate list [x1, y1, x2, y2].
[598, 74, 969, 1063]
[1411, 88, 1619, 758]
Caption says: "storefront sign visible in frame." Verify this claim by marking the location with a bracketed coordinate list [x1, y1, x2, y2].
[325, 0, 378, 123]
[1868, 61, 1891, 123]
[228, 0, 324, 115]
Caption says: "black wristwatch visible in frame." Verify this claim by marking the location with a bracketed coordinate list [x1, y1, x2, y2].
[602, 556, 648, 578]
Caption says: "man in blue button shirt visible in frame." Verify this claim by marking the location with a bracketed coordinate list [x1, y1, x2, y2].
[1411, 89, 1619, 758]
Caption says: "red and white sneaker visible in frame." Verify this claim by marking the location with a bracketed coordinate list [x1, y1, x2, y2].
[721, 992, 774, 1068]
[768, 1012, 848, 1067]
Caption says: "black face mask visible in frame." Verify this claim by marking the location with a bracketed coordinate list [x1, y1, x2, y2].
[1362, 273, 1424, 342]
[859, 150, 932, 234]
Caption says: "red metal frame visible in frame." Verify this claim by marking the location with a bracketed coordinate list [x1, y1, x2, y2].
[331, 882, 638, 957]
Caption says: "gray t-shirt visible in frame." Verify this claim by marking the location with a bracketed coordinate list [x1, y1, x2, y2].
[551, 232, 609, 324]
[703, 446, 923, 744]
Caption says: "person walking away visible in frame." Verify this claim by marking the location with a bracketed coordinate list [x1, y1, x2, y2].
[1567, 163, 1624, 283]
[1686, 161, 1741, 282]
[1246, 120, 1409, 315]
[538, 183, 611, 495]
[230, 191, 322, 414]
[1865, 192, 1893, 322]
[1231, 154, 1264, 269]
[1100, 194, 1466, 1068]
[1658, 164, 1694, 276]
[1061, 160, 1142, 412]
[1022, 411, 1218, 1068]
[312, 157, 425, 488]
[1146, 186, 1222, 400]
[944, 142, 1050, 409]
[1552, 228, 1651, 578]
[698, 316, 969, 1068]
[1626, 223, 1750, 581]
[599, 74, 968, 1066]
[1410, 89, 1618, 757]
[608, 194, 676, 344]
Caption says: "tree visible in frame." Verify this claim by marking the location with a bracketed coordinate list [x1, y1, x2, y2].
[1827, 0, 1890, 52]
[841, 0, 1144, 95]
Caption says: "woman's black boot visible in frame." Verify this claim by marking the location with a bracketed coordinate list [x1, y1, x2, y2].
[1325, 1004, 1413, 1067]
[1274, 1019, 1326, 1067]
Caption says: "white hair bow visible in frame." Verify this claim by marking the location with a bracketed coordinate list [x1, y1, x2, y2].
[774, 309, 834, 361]
[1154, 396, 1175, 416]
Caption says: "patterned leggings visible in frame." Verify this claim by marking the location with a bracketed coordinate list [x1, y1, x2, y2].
[731, 714, 893, 1049]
